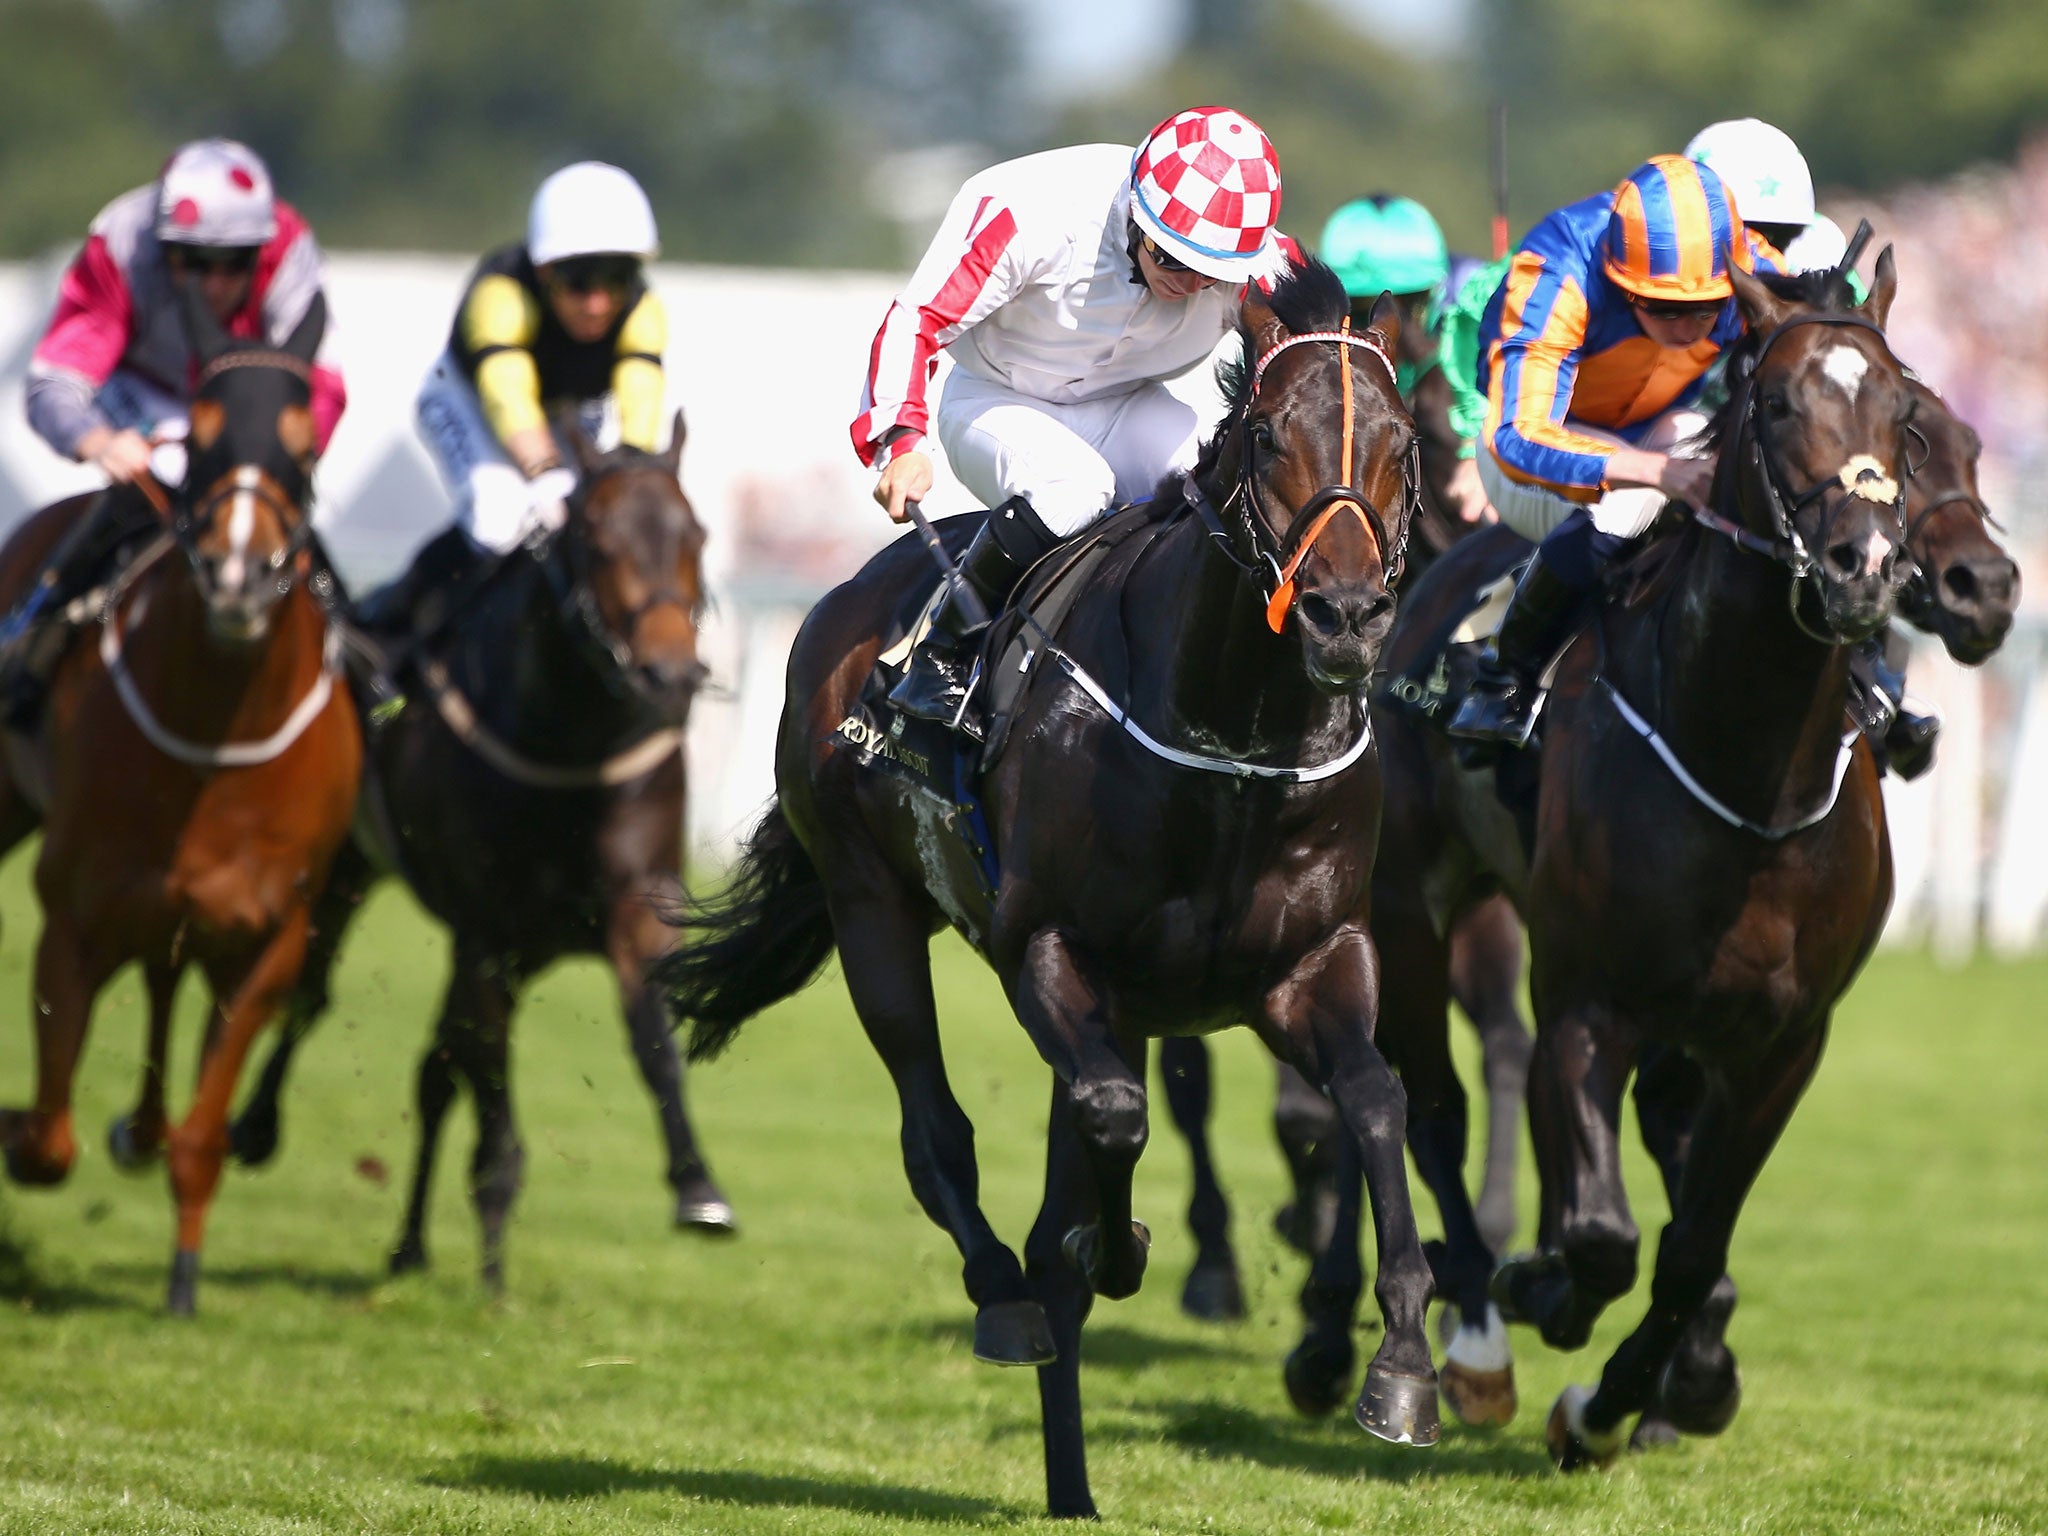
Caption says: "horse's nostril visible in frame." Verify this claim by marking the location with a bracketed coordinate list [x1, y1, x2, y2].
[1943, 563, 1981, 609]
[1299, 593, 1342, 638]
[1824, 542, 1863, 579]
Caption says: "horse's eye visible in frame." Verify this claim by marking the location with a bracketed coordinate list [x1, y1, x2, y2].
[1251, 420, 1277, 452]
[1764, 393, 1791, 419]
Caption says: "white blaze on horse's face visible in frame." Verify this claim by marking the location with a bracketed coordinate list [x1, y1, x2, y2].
[1821, 344, 1870, 403]
[218, 465, 263, 596]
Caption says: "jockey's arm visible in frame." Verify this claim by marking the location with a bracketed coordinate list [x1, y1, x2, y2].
[462, 274, 560, 476]
[609, 290, 668, 453]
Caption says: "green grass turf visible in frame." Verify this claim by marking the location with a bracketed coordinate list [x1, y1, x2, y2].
[0, 842, 2042, 1534]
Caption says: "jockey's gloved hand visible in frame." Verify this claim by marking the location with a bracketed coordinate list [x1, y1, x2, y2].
[523, 466, 579, 538]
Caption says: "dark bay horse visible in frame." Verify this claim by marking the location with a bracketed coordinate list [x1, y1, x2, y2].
[229, 416, 723, 1292]
[1357, 257, 1917, 1467]
[1158, 327, 1532, 1325]
[661, 264, 1433, 1518]
[0, 295, 359, 1313]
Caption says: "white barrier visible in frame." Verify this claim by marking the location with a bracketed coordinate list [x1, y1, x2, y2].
[0, 254, 2037, 952]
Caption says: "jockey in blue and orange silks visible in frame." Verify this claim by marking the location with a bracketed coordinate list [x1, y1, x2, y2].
[1448, 154, 1783, 749]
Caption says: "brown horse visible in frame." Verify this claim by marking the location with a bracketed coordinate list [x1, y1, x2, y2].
[661, 263, 1433, 1518]
[0, 294, 358, 1314]
[1355, 257, 1917, 1465]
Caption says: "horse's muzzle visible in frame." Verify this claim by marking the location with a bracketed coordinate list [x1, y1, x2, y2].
[1297, 583, 1394, 690]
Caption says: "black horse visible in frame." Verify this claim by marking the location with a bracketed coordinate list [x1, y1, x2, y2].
[1157, 319, 1532, 1326]
[1351, 256, 1916, 1466]
[660, 263, 1433, 1518]
[231, 417, 728, 1291]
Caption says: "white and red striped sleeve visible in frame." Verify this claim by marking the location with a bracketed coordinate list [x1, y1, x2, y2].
[850, 183, 1027, 467]
[24, 233, 134, 457]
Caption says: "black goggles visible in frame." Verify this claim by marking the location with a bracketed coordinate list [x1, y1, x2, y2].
[1628, 292, 1723, 324]
[547, 255, 642, 296]
[166, 245, 258, 276]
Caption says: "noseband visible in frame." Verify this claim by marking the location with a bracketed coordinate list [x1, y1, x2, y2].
[1703, 312, 1912, 642]
[1189, 320, 1420, 634]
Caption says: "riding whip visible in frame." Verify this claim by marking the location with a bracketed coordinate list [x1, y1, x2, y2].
[903, 499, 991, 630]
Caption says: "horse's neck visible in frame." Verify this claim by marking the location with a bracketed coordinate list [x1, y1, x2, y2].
[1123, 507, 1358, 761]
[457, 549, 649, 751]
[1640, 526, 1853, 820]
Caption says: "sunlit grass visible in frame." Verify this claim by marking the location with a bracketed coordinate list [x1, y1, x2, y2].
[0, 842, 2042, 1533]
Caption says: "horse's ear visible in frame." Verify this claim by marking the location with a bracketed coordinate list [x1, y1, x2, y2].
[1365, 289, 1402, 358]
[1240, 287, 1289, 360]
[664, 408, 686, 475]
[177, 279, 232, 365]
[282, 291, 326, 365]
[1729, 259, 1792, 335]
[564, 417, 604, 477]
[1859, 245, 1898, 330]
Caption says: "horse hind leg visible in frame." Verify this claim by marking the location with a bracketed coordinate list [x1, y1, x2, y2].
[389, 968, 481, 1278]
[444, 951, 524, 1294]
[1158, 1036, 1244, 1322]
[108, 961, 181, 1172]
[1448, 894, 1531, 1257]
[1024, 1076, 1102, 1519]
[827, 880, 1042, 1365]
[3, 912, 114, 1187]
[1271, 1058, 1341, 1257]
[609, 890, 735, 1235]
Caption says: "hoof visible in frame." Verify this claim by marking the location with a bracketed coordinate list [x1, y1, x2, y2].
[388, 1238, 428, 1276]
[1440, 1304, 1516, 1426]
[1658, 1354, 1742, 1437]
[1491, 1250, 1594, 1350]
[1060, 1219, 1150, 1300]
[1630, 1412, 1682, 1452]
[107, 1115, 162, 1173]
[1178, 1255, 1245, 1323]
[1545, 1384, 1625, 1471]
[228, 1108, 280, 1167]
[1441, 1360, 1517, 1427]
[166, 1249, 200, 1317]
[1356, 1367, 1441, 1447]
[1283, 1333, 1355, 1418]
[480, 1257, 505, 1298]
[674, 1195, 739, 1236]
[973, 1300, 1057, 1367]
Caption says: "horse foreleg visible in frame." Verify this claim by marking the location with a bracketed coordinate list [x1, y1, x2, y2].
[1271, 1059, 1341, 1257]
[440, 949, 524, 1294]
[165, 908, 312, 1314]
[608, 890, 734, 1235]
[3, 914, 111, 1186]
[1553, 1026, 1825, 1470]
[827, 881, 1038, 1363]
[1380, 895, 1515, 1427]
[1492, 1002, 1640, 1354]
[1263, 926, 1439, 1449]
[1023, 1075, 1101, 1519]
[108, 960, 181, 1172]
[231, 834, 376, 1167]
[1281, 1132, 1365, 1419]
[1448, 894, 1531, 1256]
[1157, 1036, 1243, 1322]
[390, 999, 466, 1277]
[1010, 928, 1149, 1304]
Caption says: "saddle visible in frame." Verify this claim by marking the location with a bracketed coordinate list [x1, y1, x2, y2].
[831, 501, 1174, 900]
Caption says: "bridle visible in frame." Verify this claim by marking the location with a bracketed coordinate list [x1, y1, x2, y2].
[545, 466, 705, 708]
[1187, 318, 1421, 634]
[1700, 311, 1912, 643]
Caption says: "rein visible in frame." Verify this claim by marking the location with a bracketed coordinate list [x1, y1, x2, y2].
[415, 654, 684, 790]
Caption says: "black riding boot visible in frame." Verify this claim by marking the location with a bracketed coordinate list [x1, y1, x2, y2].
[0, 490, 158, 730]
[887, 496, 1058, 740]
[1852, 627, 1939, 780]
[1447, 548, 1591, 753]
[352, 524, 489, 646]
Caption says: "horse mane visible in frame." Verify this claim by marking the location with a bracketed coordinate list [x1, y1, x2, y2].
[580, 443, 675, 479]
[1191, 258, 1352, 483]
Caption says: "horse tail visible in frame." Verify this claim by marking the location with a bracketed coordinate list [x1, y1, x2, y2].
[659, 802, 834, 1063]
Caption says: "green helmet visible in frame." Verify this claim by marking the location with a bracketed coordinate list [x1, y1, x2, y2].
[1319, 195, 1449, 300]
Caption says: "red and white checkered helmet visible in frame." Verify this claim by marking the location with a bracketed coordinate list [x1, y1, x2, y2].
[1129, 107, 1283, 282]
[154, 139, 277, 248]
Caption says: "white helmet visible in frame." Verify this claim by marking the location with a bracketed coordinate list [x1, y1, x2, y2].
[1684, 118, 1816, 229]
[1783, 213, 1850, 275]
[155, 139, 277, 247]
[526, 162, 659, 267]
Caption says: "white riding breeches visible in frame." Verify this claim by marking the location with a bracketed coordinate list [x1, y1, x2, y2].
[935, 370, 1207, 537]
[414, 352, 617, 554]
[1480, 408, 1710, 542]
[95, 370, 191, 487]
